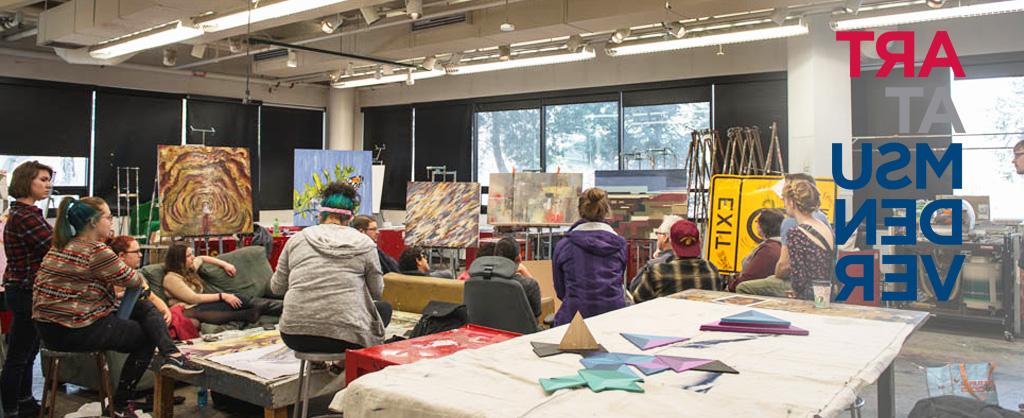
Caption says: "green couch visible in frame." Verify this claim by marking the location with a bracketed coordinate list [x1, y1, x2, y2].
[53, 246, 279, 391]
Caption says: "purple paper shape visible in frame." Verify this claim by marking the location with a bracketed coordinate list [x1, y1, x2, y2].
[627, 358, 672, 375]
[655, 355, 714, 372]
[720, 310, 790, 327]
[620, 333, 690, 350]
[700, 321, 809, 336]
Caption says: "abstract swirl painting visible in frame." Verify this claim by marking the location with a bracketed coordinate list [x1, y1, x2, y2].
[404, 182, 480, 248]
[157, 145, 254, 237]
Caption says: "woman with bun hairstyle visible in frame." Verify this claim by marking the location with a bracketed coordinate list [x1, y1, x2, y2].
[775, 180, 834, 300]
[551, 187, 628, 326]
[32, 197, 203, 417]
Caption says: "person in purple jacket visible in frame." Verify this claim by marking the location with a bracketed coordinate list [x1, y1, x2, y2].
[552, 187, 628, 326]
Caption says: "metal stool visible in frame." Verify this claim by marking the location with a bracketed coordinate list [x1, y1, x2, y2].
[846, 396, 866, 418]
[39, 349, 115, 418]
[293, 351, 346, 418]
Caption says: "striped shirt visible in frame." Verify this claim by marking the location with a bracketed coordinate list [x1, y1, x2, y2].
[631, 256, 721, 303]
[33, 238, 144, 328]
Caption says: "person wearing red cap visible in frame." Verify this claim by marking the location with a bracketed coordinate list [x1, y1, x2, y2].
[630, 219, 720, 303]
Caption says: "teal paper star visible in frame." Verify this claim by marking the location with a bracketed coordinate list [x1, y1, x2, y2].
[578, 369, 645, 393]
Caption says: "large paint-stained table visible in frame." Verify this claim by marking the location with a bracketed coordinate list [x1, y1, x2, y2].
[336, 290, 927, 418]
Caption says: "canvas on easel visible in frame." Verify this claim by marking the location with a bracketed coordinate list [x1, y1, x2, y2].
[157, 145, 253, 236]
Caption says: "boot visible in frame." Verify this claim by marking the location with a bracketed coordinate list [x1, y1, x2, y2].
[250, 297, 283, 317]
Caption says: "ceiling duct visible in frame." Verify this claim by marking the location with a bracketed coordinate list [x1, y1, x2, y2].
[254, 48, 289, 61]
[411, 12, 467, 31]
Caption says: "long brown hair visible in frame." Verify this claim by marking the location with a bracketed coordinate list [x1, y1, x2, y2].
[164, 242, 204, 291]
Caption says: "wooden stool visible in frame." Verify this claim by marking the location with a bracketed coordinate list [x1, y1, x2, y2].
[293, 351, 346, 418]
[39, 349, 115, 418]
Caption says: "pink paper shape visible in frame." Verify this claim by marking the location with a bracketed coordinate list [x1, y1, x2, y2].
[654, 355, 714, 372]
[700, 321, 809, 336]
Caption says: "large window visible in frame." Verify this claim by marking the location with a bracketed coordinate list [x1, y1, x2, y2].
[951, 76, 1024, 220]
[623, 102, 711, 169]
[476, 108, 541, 187]
[545, 101, 619, 187]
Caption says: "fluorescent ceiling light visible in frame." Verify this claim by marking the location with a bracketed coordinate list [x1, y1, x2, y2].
[606, 24, 807, 57]
[90, 20, 202, 59]
[197, 0, 351, 32]
[332, 68, 444, 89]
[447, 48, 596, 75]
[832, 0, 1024, 30]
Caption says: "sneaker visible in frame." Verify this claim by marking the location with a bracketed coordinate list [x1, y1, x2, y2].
[160, 354, 204, 376]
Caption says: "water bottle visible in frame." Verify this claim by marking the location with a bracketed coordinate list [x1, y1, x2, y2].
[272, 218, 280, 237]
[197, 386, 208, 408]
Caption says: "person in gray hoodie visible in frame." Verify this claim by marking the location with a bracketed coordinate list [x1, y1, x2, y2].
[271, 182, 391, 354]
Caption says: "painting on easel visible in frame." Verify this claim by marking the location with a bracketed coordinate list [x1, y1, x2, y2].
[157, 145, 253, 237]
[405, 182, 480, 248]
[488, 173, 582, 226]
[292, 149, 373, 226]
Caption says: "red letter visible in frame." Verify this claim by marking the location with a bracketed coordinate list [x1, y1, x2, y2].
[875, 31, 915, 78]
[920, 31, 965, 77]
[836, 31, 874, 77]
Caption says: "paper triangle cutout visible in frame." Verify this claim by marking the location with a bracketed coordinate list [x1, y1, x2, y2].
[539, 375, 587, 393]
[654, 355, 714, 372]
[578, 369, 645, 393]
[691, 360, 739, 374]
[587, 363, 640, 379]
[532, 341, 607, 358]
[700, 321, 809, 336]
[559, 312, 600, 351]
[620, 333, 690, 350]
[626, 358, 672, 376]
[721, 310, 791, 327]
[580, 353, 624, 369]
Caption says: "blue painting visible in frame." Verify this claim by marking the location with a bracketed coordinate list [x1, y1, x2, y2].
[293, 149, 373, 226]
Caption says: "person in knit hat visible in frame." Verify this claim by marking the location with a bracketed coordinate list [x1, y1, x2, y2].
[631, 219, 720, 303]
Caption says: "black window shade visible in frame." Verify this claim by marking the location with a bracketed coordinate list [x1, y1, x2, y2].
[259, 106, 325, 210]
[363, 106, 412, 210]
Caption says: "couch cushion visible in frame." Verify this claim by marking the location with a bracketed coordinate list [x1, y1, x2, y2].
[382, 272, 464, 314]
[139, 264, 169, 302]
[198, 246, 273, 298]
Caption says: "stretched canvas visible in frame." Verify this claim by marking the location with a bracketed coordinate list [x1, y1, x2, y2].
[157, 145, 253, 236]
[404, 182, 480, 248]
[293, 150, 373, 226]
[487, 173, 582, 226]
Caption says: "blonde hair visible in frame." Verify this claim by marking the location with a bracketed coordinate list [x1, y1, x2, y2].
[783, 181, 820, 214]
[578, 187, 611, 222]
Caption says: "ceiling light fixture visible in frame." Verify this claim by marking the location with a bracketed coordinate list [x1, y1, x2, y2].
[448, 47, 596, 76]
[566, 34, 584, 52]
[90, 20, 202, 59]
[770, 7, 788, 25]
[498, 45, 511, 61]
[190, 43, 207, 59]
[332, 68, 445, 89]
[196, 0, 353, 32]
[360, 6, 382, 25]
[606, 23, 808, 57]
[405, 69, 416, 85]
[927, 0, 946, 9]
[844, 0, 863, 15]
[662, 21, 686, 38]
[610, 28, 631, 44]
[286, 49, 298, 67]
[406, 0, 423, 20]
[321, 14, 343, 33]
[228, 37, 243, 53]
[162, 48, 177, 66]
[500, 0, 514, 31]
[422, 55, 437, 70]
[832, 0, 1024, 30]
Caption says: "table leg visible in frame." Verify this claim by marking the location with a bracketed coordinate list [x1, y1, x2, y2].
[877, 362, 895, 418]
[153, 373, 176, 418]
[264, 406, 288, 418]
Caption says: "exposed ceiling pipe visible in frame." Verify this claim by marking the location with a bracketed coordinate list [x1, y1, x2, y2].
[174, 0, 530, 70]
[3, 26, 35, 41]
[0, 46, 326, 88]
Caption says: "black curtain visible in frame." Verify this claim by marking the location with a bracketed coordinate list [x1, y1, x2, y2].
[0, 79, 92, 157]
[713, 77, 789, 170]
[413, 103, 472, 182]
[363, 106, 412, 210]
[259, 106, 325, 210]
[186, 97, 261, 216]
[93, 89, 183, 211]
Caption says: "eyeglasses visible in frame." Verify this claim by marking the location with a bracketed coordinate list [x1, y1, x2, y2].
[124, 250, 141, 254]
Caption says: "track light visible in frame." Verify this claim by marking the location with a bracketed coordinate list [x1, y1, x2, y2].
[927, 0, 946, 9]
[662, 22, 685, 39]
[844, 0, 863, 14]
[321, 14, 343, 33]
[228, 37, 243, 53]
[422, 55, 437, 70]
[565, 34, 583, 52]
[190, 43, 207, 59]
[346, 61, 355, 75]
[446, 51, 463, 65]
[405, 69, 415, 86]
[90, 20, 202, 59]
[374, 66, 383, 79]
[500, 22, 515, 32]
[606, 23, 808, 56]
[360, 6, 382, 25]
[286, 50, 298, 68]
[610, 28, 630, 44]
[329, 69, 343, 81]
[770, 7, 788, 25]
[498, 45, 511, 61]
[406, 0, 423, 20]
[383, 66, 395, 76]
[832, 0, 1024, 30]
[162, 48, 177, 66]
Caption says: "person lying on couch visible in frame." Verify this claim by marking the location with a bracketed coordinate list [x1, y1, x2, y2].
[398, 246, 453, 279]
[162, 242, 282, 325]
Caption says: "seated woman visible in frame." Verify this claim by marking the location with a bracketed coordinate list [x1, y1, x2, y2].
[162, 243, 282, 326]
[33, 197, 202, 417]
[729, 208, 784, 292]
[107, 235, 172, 324]
[398, 246, 454, 278]
[271, 182, 392, 356]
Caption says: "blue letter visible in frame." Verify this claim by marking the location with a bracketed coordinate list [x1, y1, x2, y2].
[882, 255, 917, 301]
[916, 142, 962, 190]
[881, 199, 917, 245]
[836, 199, 876, 246]
[877, 143, 912, 190]
[923, 254, 964, 302]
[835, 254, 874, 302]
[834, 142, 871, 190]
[920, 199, 962, 245]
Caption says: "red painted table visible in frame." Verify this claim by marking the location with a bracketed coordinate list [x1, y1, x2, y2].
[344, 324, 520, 384]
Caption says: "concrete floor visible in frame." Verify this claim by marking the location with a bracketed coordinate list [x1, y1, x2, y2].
[28, 319, 1024, 417]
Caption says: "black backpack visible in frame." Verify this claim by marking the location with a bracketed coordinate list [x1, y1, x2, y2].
[408, 300, 468, 338]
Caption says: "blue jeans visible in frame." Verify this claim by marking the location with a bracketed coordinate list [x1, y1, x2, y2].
[0, 286, 41, 413]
